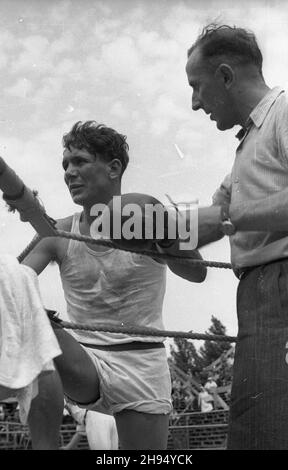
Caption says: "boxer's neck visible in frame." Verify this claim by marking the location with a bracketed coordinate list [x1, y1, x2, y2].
[81, 189, 121, 227]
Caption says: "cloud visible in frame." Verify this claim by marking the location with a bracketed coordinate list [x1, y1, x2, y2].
[101, 36, 141, 80]
[0, 30, 18, 69]
[0, 29, 18, 51]
[6, 77, 33, 98]
[149, 94, 188, 135]
[48, 0, 73, 24]
[10, 31, 76, 76]
[0, 51, 8, 69]
[11, 35, 50, 73]
[110, 101, 129, 119]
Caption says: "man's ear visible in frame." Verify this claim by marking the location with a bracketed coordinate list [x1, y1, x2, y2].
[108, 159, 122, 179]
[215, 63, 234, 89]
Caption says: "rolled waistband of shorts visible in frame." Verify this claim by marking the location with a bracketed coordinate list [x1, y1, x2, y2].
[235, 257, 288, 280]
[79, 341, 165, 351]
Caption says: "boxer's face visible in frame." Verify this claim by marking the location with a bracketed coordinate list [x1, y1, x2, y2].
[62, 146, 113, 206]
[186, 48, 237, 130]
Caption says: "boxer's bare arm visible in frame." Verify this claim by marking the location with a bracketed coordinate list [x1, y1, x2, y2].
[22, 216, 72, 274]
[161, 242, 207, 282]
[22, 236, 57, 274]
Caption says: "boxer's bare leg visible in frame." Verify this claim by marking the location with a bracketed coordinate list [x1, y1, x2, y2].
[115, 410, 169, 450]
[51, 326, 100, 404]
[28, 370, 63, 450]
[28, 326, 100, 449]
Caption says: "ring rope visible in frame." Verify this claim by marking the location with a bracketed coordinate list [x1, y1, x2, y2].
[55, 229, 232, 270]
[16, 228, 232, 270]
[17, 235, 42, 263]
[57, 318, 237, 343]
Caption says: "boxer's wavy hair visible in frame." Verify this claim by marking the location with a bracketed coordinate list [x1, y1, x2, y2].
[62, 121, 129, 176]
[188, 23, 264, 78]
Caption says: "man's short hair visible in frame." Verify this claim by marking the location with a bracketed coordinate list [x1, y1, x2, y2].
[187, 24, 263, 76]
[63, 121, 129, 176]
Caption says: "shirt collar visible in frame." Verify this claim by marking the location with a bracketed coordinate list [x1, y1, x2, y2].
[235, 86, 284, 141]
[250, 86, 284, 127]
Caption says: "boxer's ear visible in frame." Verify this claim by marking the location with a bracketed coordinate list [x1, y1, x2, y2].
[107, 159, 122, 180]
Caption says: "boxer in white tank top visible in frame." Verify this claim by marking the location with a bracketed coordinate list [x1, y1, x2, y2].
[60, 212, 167, 346]
[22, 121, 206, 449]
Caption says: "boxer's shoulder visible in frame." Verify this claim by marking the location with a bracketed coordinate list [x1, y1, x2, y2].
[52, 216, 73, 263]
[55, 215, 73, 232]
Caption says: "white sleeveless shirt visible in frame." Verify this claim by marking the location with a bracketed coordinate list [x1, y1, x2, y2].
[59, 213, 167, 345]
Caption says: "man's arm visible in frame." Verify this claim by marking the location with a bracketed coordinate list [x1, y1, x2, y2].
[21, 217, 71, 274]
[185, 172, 230, 250]
[222, 103, 288, 232]
[21, 235, 57, 274]
[157, 241, 207, 283]
[197, 187, 288, 238]
[230, 188, 288, 231]
[197, 205, 224, 248]
[60, 431, 83, 450]
[155, 202, 226, 282]
[156, 185, 288, 275]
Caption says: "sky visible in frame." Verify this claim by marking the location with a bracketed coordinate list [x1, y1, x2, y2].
[0, 0, 288, 344]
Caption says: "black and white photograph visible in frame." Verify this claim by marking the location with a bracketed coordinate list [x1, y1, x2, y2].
[0, 0, 287, 456]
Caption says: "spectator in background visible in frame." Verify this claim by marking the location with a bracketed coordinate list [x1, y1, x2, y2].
[62, 403, 73, 424]
[198, 387, 213, 413]
[204, 376, 217, 394]
[0, 405, 5, 421]
[171, 379, 182, 410]
[204, 376, 217, 409]
[61, 406, 87, 450]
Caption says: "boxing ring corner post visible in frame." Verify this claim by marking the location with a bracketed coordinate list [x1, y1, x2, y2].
[0, 156, 57, 239]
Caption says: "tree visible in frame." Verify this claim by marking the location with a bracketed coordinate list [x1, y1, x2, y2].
[169, 338, 204, 412]
[169, 337, 204, 379]
[215, 348, 234, 386]
[169, 316, 233, 388]
[199, 315, 231, 368]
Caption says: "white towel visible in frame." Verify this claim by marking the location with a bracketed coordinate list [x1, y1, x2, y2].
[0, 255, 62, 423]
